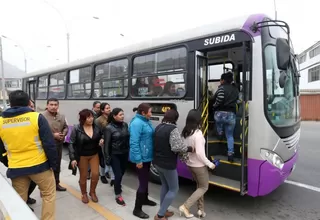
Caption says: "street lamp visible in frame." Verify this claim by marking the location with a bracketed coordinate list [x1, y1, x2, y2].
[43, 0, 70, 63]
[92, 16, 125, 38]
[1, 35, 27, 73]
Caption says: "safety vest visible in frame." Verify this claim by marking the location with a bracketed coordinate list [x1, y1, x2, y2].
[0, 112, 48, 168]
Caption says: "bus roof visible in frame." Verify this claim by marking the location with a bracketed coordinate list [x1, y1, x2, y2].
[25, 13, 267, 78]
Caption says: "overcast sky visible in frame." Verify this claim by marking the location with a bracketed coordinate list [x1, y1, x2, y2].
[0, 0, 318, 73]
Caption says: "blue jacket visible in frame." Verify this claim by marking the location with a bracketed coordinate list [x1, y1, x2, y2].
[0, 107, 57, 179]
[129, 114, 154, 163]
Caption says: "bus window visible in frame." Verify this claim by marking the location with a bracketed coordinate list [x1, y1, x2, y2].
[208, 63, 233, 94]
[68, 66, 91, 98]
[131, 47, 187, 97]
[94, 59, 128, 98]
[49, 72, 66, 99]
[131, 74, 186, 97]
[37, 76, 48, 99]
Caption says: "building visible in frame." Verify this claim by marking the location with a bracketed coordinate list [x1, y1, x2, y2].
[0, 61, 25, 101]
[298, 41, 320, 90]
[298, 41, 320, 120]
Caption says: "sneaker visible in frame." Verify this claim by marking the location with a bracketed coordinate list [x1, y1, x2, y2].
[101, 176, 108, 184]
[116, 196, 126, 206]
[228, 154, 234, 163]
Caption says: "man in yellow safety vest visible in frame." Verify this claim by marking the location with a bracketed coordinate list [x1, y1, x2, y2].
[0, 90, 57, 220]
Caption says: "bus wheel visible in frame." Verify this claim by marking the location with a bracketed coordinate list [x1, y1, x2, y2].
[149, 162, 161, 184]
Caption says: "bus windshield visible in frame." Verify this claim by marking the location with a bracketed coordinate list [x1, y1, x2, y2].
[264, 45, 297, 126]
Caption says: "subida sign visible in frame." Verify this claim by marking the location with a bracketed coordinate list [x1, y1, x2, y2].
[203, 34, 236, 46]
[187, 31, 250, 51]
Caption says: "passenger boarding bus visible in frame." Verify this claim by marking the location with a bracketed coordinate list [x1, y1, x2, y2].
[22, 13, 300, 197]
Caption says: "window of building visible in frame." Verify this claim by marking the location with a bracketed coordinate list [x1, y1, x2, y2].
[5, 79, 21, 88]
[298, 54, 306, 64]
[131, 47, 187, 97]
[37, 75, 48, 99]
[49, 72, 66, 99]
[309, 46, 320, 59]
[308, 65, 320, 82]
[93, 59, 128, 98]
[68, 66, 92, 98]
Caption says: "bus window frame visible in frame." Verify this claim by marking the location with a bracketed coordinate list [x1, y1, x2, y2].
[93, 57, 130, 99]
[36, 75, 49, 100]
[48, 71, 67, 100]
[129, 45, 189, 100]
[67, 65, 93, 99]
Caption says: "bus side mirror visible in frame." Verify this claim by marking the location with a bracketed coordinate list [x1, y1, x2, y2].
[276, 38, 290, 70]
[279, 71, 287, 88]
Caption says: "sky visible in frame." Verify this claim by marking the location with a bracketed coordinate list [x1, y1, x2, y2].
[0, 0, 319, 73]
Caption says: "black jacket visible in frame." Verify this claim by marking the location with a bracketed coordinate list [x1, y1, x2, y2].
[104, 121, 129, 164]
[68, 124, 103, 163]
[213, 84, 239, 113]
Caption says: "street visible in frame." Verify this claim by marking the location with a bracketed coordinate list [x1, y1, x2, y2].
[61, 121, 320, 220]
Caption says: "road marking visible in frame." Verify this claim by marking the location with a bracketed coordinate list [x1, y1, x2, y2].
[60, 182, 123, 220]
[285, 180, 320, 193]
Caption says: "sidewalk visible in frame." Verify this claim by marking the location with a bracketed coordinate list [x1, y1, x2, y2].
[0, 160, 200, 220]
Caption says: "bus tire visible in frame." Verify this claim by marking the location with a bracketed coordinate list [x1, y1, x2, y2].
[149, 162, 161, 184]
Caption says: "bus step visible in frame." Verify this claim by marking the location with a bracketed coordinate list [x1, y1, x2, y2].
[210, 155, 244, 181]
[208, 174, 240, 192]
[210, 155, 245, 166]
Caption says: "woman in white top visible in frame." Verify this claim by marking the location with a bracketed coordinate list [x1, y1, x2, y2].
[179, 109, 217, 218]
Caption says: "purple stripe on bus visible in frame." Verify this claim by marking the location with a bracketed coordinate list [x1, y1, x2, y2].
[241, 14, 267, 37]
[248, 151, 298, 197]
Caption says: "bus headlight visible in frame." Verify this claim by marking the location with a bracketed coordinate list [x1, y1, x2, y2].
[260, 149, 284, 170]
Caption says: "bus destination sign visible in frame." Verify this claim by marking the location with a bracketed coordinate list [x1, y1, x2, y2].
[148, 103, 177, 115]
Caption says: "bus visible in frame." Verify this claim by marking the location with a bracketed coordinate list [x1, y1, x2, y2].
[22, 13, 300, 197]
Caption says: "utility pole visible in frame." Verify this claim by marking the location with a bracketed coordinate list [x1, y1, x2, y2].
[67, 33, 70, 63]
[274, 0, 278, 19]
[0, 37, 7, 110]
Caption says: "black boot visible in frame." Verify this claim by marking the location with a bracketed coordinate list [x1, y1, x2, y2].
[133, 192, 149, 219]
[143, 193, 157, 206]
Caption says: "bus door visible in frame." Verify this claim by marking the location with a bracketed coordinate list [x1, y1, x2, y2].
[195, 51, 209, 150]
[239, 42, 251, 195]
[27, 80, 36, 103]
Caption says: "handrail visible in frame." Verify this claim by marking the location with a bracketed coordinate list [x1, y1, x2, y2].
[0, 173, 38, 220]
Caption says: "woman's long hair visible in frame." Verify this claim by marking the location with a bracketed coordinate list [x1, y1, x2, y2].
[107, 108, 124, 124]
[181, 109, 202, 138]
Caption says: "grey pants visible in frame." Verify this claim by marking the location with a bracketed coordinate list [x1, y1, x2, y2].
[184, 166, 209, 211]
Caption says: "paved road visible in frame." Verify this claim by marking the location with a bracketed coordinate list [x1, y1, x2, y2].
[288, 121, 320, 188]
[61, 122, 320, 219]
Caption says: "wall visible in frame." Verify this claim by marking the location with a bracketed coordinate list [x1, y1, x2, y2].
[300, 93, 320, 121]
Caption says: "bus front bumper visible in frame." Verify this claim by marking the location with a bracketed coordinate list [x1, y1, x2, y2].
[248, 150, 298, 197]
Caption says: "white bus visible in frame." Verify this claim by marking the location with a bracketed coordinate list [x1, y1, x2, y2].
[22, 13, 300, 197]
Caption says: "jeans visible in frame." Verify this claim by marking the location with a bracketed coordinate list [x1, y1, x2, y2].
[136, 162, 151, 193]
[214, 111, 236, 155]
[105, 165, 115, 180]
[111, 153, 128, 196]
[54, 144, 63, 185]
[155, 165, 179, 217]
